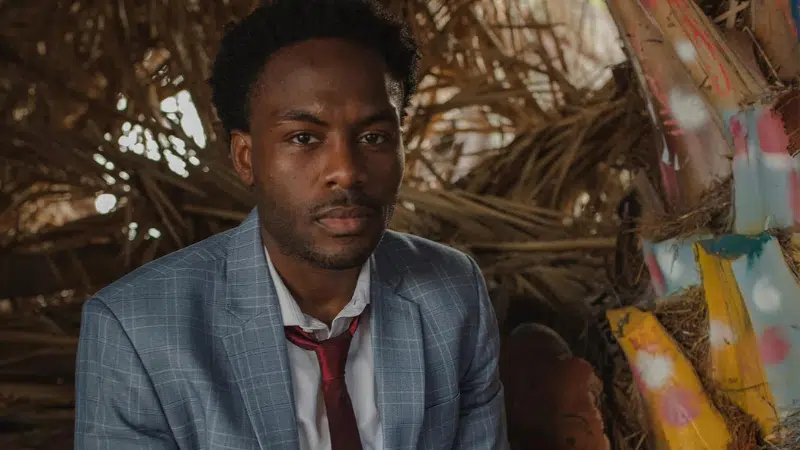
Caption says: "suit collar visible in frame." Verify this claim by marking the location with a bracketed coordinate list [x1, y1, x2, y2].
[369, 229, 412, 291]
[222, 209, 298, 450]
[369, 233, 427, 449]
[224, 208, 276, 321]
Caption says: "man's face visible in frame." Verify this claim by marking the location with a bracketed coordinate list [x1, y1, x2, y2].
[230, 38, 405, 270]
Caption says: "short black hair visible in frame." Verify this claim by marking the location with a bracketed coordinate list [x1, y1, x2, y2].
[209, 0, 420, 137]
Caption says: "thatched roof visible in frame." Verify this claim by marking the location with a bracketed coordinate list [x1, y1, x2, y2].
[0, 0, 656, 448]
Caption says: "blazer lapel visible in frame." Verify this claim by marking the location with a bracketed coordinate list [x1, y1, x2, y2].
[370, 236, 426, 450]
[221, 209, 299, 450]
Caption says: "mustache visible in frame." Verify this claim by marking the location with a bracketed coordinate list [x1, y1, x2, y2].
[310, 190, 383, 216]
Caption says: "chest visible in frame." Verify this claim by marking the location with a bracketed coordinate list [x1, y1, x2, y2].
[144, 307, 464, 450]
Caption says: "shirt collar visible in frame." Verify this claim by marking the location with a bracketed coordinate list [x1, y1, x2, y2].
[264, 247, 371, 334]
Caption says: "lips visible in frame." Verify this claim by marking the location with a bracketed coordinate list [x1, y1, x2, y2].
[315, 206, 377, 236]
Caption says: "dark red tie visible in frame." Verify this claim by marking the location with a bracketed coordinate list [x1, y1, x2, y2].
[285, 316, 363, 450]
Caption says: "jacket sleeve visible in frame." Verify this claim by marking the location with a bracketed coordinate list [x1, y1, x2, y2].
[453, 256, 510, 450]
[74, 297, 177, 450]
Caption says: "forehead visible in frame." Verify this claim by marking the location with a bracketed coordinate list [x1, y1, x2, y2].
[251, 38, 400, 119]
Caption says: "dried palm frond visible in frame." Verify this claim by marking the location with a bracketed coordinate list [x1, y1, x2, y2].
[0, 0, 655, 448]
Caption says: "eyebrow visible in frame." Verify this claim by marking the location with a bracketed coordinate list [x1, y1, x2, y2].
[276, 109, 327, 126]
[275, 108, 398, 128]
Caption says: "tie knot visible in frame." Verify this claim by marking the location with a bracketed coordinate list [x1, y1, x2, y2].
[284, 315, 361, 381]
[315, 335, 352, 381]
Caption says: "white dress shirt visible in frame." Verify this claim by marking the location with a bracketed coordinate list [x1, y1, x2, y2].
[265, 249, 384, 450]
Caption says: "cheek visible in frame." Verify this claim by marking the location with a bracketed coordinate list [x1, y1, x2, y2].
[255, 167, 297, 208]
[263, 175, 300, 204]
[372, 151, 404, 191]
[257, 182, 310, 227]
[256, 152, 307, 191]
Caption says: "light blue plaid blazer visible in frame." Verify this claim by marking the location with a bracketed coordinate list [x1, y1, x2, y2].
[75, 209, 508, 450]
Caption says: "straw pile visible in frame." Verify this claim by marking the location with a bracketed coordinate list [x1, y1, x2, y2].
[0, 0, 655, 448]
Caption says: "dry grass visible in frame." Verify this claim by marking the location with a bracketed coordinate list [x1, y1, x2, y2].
[778, 410, 800, 450]
[0, 0, 653, 447]
[636, 177, 734, 242]
[0, 0, 646, 302]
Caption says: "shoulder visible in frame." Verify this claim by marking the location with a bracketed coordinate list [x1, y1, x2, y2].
[378, 230, 478, 279]
[376, 231, 483, 307]
[89, 228, 234, 308]
[377, 232, 497, 377]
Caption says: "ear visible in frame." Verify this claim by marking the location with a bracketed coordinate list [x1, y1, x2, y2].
[230, 131, 254, 186]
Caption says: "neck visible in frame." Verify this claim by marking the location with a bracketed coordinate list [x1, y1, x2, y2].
[264, 240, 361, 326]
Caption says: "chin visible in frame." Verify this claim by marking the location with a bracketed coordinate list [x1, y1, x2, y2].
[308, 234, 381, 270]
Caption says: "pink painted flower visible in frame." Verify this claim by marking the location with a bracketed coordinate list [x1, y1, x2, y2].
[757, 109, 790, 155]
[644, 250, 666, 296]
[659, 386, 701, 427]
[759, 326, 791, 365]
[729, 117, 748, 158]
[729, 117, 744, 136]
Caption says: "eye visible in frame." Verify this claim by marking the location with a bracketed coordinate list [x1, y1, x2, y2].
[358, 132, 388, 145]
[289, 133, 321, 145]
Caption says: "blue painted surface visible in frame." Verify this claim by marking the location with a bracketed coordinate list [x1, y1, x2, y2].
[731, 236, 800, 416]
[730, 109, 766, 234]
[648, 235, 708, 295]
[728, 107, 796, 233]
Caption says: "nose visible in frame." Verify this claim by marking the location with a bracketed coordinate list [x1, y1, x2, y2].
[323, 136, 366, 190]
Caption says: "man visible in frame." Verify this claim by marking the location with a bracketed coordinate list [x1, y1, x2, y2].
[74, 0, 508, 449]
